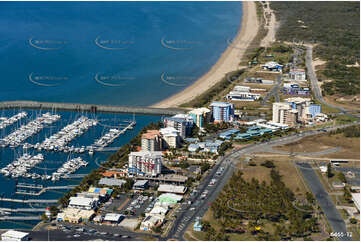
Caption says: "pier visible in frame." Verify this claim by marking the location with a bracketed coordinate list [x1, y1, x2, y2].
[16, 183, 43, 189]
[16, 185, 77, 196]
[0, 101, 186, 115]
[0, 198, 58, 204]
[0, 216, 41, 221]
[0, 207, 46, 212]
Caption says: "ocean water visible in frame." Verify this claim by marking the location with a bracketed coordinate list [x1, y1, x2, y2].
[0, 109, 160, 229]
[0, 1, 242, 106]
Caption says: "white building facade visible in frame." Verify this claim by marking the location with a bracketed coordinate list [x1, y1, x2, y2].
[128, 151, 163, 176]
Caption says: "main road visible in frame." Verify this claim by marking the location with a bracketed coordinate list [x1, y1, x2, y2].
[168, 122, 359, 240]
[305, 45, 358, 118]
[297, 163, 351, 241]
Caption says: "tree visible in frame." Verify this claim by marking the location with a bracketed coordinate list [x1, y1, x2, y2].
[337, 172, 347, 183]
[327, 163, 333, 178]
[41, 213, 49, 221]
[261, 160, 276, 168]
[201, 220, 211, 232]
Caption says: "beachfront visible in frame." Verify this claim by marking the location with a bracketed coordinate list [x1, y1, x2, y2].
[151, 1, 259, 108]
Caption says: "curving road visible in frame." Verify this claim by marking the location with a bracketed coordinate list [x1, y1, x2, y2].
[305, 45, 359, 118]
[168, 122, 359, 240]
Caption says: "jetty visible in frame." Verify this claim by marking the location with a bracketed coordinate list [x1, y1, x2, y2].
[0, 216, 41, 221]
[15, 185, 77, 196]
[0, 198, 58, 204]
[0, 207, 46, 212]
[0, 101, 186, 115]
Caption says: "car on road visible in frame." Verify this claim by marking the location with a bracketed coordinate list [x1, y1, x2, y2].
[73, 234, 80, 238]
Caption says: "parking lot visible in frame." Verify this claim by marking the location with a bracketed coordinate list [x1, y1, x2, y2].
[100, 194, 129, 214]
[32, 222, 137, 241]
[121, 194, 155, 217]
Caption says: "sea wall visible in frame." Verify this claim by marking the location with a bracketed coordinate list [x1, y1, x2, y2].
[0, 101, 186, 116]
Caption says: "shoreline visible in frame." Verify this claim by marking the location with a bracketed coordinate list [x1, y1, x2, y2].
[151, 1, 259, 108]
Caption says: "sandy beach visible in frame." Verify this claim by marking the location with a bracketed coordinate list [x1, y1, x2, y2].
[151, 1, 259, 108]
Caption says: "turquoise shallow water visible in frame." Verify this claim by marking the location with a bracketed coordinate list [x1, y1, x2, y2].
[0, 1, 242, 106]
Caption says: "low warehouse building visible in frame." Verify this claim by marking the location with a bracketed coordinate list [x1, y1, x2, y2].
[98, 177, 126, 187]
[133, 180, 149, 190]
[68, 196, 97, 210]
[103, 213, 124, 224]
[1, 230, 29, 241]
[158, 184, 187, 194]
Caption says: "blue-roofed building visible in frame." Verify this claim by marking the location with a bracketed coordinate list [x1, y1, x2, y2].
[308, 104, 321, 118]
[189, 140, 223, 154]
[209, 102, 234, 123]
[234, 133, 252, 140]
[193, 221, 203, 231]
[188, 143, 200, 152]
[184, 138, 200, 143]
[218, 129, 240, 139]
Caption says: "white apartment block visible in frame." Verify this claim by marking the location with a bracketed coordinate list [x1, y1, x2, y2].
[128, 151, 163, 176]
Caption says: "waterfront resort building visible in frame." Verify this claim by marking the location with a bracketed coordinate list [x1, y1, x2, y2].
[160, 127, 180, 148]
[163, 114, 193, 138]
[1, 230, 29, 241]
[273, 97, 322, 126]
[209, 101, 234, 123]
[188, 107, 211, 128]
[128, 151, 163, 176]
[272, 102, 297, 126]
[141, 130, 162, 151]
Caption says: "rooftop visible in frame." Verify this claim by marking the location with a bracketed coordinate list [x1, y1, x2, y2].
[1, 230, 29, 239]
[98, 178, 126, 187]
[104, 213, 123, 222]
[209, 101, 233, 108]
[134, 180, 149, 186]
[142, 130, 161, 139]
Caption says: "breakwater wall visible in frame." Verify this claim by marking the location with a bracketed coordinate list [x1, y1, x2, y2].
[0, 101, 186, 115]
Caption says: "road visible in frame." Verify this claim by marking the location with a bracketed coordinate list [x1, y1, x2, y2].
[261, 74, 282, 105]
[305, 45, 358, 118]
[296, 163, 351, 241]
[169, 122, 359, 240]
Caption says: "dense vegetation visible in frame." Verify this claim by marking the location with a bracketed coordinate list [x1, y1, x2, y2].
[270, 1, 360, 96]
[329, 124, 360, 138]
[205, 168, 319, 240]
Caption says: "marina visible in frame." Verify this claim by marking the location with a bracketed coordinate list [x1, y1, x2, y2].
[0, 111, 27, 130]
[0, 108, 161, 229]
[0, 112, 60, 148]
